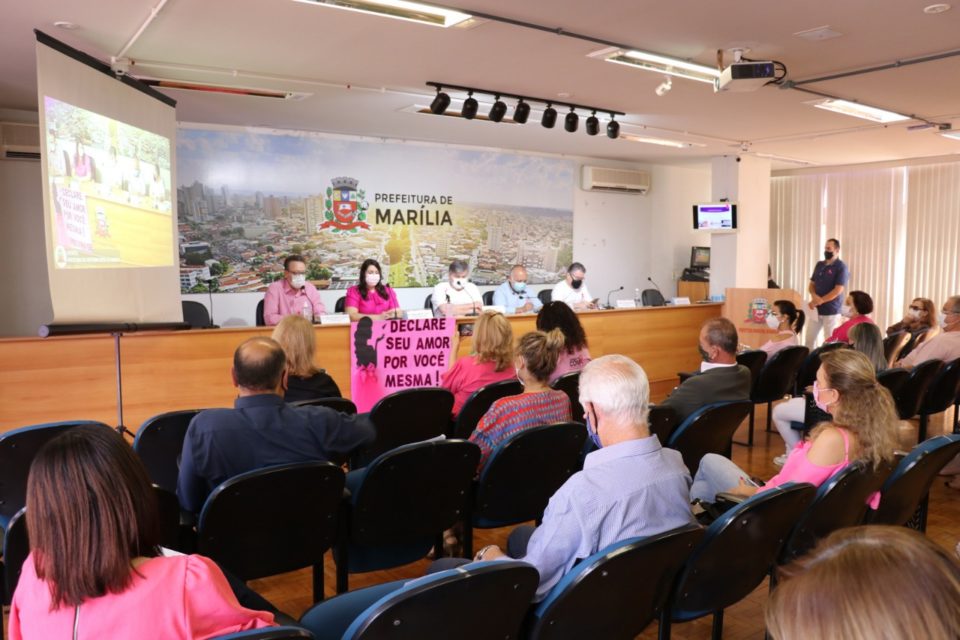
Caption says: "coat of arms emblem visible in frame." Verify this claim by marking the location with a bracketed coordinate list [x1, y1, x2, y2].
[322, 176, 369, 233]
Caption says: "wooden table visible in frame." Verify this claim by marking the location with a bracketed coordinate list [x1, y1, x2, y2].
[0, 304, 722, 434]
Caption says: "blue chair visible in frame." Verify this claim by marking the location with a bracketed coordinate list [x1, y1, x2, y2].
[869, 434, 960, 531]
[917, 357, 960, 442]
[659, 483, 817, 640]
[292, 397, 358, 415]
[550, 371, 582, 422]
[1, 508, 28, 605]
[793, 341, 845, 396]
[648, 405, 680, 443]
[452, 379, 523, 439]
[743, 345, 809, 446]
[526, 525, 703, 639]
[355, 387, 455, 467]
[213, 628, 314, 640]
[301, 561, 538, 640]
[133, 410, 202, 493]
[893, 359, 942, 422]
[666, 401, 753, 474]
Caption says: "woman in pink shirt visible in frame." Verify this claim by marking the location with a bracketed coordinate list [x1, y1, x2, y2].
[760, 300, 804, 357]
[536, 301, 591, 382]
[442, 310, 516, 416]
[826, 290, 875, 344]
[9, 426, 275, 640]
[345, 259, 401, 321]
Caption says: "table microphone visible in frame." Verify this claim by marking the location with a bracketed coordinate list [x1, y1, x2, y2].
[606, 286, 624, 309]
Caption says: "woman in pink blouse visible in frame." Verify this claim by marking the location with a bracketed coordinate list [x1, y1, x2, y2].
[826, 290, 875, 344]
[345, 259, 401, 321]
[442, 310, 516, 416]
[760, 300, 804, 357]
[9, 426, 275, 640]
[536, 301, 591, 382]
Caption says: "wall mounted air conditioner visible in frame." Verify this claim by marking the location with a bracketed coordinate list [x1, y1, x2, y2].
[581, 165, 651, 194]
[1, 122, 41, 160]
[2, 145, 41, 160]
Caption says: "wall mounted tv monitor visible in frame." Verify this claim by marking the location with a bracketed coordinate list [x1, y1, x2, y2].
[693, 203, 737, 232]
[690, 246, 710, 269]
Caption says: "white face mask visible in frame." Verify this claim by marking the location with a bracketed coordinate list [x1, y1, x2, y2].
[942, 312, 957, 329]
[766, 314, 781, 330]
[290, 274, 306, 289]
[907, 308, 921, 320]
[451, 277, 466, 290]
[365, 273, 381, 287]
[841, 304, 853, 318]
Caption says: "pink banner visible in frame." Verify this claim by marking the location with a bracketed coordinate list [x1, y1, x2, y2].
[350, 317, 456, 412]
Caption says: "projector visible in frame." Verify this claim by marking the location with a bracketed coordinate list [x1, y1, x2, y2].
[715, 61, 776, 92]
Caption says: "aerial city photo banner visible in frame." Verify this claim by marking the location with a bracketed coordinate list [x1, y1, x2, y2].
[175, 126, 575, 293]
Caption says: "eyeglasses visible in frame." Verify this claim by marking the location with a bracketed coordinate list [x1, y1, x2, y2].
[908, 306, 922, 311]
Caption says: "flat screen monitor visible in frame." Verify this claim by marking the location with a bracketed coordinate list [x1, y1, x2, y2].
[690, 246, 710, 269]
[693, 203, 737, 232]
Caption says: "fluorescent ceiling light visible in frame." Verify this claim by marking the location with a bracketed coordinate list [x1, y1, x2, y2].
[292, 0, 472, 27]
[619, 133, 705, 149]
[806, 98, 910, 123]
[941, 129, 960, 140]
[601, 49, 719, 84]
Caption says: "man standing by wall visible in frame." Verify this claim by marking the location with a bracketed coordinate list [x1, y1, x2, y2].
[806, 238, 848, 348]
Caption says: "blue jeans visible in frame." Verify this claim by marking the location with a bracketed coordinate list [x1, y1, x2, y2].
[690, 454, 757, 503]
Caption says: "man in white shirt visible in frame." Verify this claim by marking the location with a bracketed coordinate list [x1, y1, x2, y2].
[551, 262, 597, 310]
[432, 259, 483, 317]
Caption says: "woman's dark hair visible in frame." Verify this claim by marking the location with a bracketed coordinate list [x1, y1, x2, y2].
[850, 290, 874, 315]
[357, 258, 389, 301]
[774, 299, 806, 335]
[518, 329, 567, 383]
[536, 301, 588, 352]
[26, 425, 160, 609]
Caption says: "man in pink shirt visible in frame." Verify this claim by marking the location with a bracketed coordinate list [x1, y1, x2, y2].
[262, 255, 326, 325]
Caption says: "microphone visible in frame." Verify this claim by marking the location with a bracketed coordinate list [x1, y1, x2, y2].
[606, 286, 624, 309]
[465, 282, 481, 316]
[647, 277, 665, 305]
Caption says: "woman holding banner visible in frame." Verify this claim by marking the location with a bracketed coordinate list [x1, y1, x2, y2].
[345, 259, 402, 322]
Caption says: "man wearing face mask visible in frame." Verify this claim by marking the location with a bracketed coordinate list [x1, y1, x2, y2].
[492, 265, 543, 314]
[551, 262, 597, 311]
[657, 317, 752, 423]
[896, 295, 960, 369]
[262, 254, 326, 326]
[432, 260, 483, 317]
[806, 238, 849, 348]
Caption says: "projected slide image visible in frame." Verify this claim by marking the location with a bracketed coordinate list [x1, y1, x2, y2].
[44, 96, 173, 268]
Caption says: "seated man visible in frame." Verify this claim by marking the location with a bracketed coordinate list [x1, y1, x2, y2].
[432, 259, 483, 317]
[176, 337, 374, 513]
[657, 317, 752, 423]
[550, 262, 596, 311]
[262, 254, 326, 325]
[492, 265, 543, 314]
[896, 295, 960, 368]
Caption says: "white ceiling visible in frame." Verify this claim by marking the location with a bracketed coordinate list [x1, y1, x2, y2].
[3, 0, 960, 169]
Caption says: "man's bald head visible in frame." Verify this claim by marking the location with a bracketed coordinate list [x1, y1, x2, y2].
[510, 265, 528, 279]
[233, 337, 286, 392]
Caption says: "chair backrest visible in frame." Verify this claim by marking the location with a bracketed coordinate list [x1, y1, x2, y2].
[751, 345, 810, 403]
[331, 561, 538, 640]
[361, 388, 455, 465]
[0, 421, 112, 523]
[481, 290, 495, 305]
[424, 294, 433, 309]
[920, 357, 960, 416]
[538, 289, 552, 305]
[2, 507, 29, 604]
[334, 296, 346, 313]
[255, 299, 266, 326]
[133, 410, 202, 493]
[474, 422, 585, 527]
[794, 342, 845, 395]
[181, 300, 211, 328]
[153, 485, 184, 551]
[550, 371, 583, 422]
[641, 289, 665, 307]
[528, 525, 704, 639]
[350, 440, 480, 545]
[871, 435, 960, 526]
[648, 404, 680, 443]
[894, 359, 943, 419]
[736, 349, 768, 391]
[212, 627, 315, 640]
[197, 461, 345, 581]
[877, 367, 910, 398]
[883, 331, 912, 366]
[780, 459, 895, 562]
[452, 379, 523, 439]
[666, 401, 753, 473]
[669, 484, 816, 622]
[291, 397, 358, 415]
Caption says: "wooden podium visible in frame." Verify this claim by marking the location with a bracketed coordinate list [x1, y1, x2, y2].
[721, 288, 802, 349]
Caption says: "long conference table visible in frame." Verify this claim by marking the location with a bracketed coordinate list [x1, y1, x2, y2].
[0, 303, 722, 434]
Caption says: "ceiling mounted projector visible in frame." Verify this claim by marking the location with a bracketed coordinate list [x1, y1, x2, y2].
[715, 61, 775, 92]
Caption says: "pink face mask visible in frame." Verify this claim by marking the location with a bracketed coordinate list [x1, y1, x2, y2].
[812, 380, 832, 413]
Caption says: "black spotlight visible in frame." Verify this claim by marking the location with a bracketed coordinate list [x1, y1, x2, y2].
[430, 89, 450, 115]
[513, 99, 530, 124]
[606, 116, 620, 139]
[489, 95, 507, 122]
[564, 108, 579, 133]
[585, 111, 599, 136]
[462, 92, 479, 120]
[541, 103, 557, 128]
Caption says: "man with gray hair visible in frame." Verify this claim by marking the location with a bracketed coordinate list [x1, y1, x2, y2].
[469, 354, 695, 601]
[432, 259, 483, 317]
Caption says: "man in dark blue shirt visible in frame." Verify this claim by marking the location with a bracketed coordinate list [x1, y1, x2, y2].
[806, 238, 849, 348]
[176, 337, 374, 513]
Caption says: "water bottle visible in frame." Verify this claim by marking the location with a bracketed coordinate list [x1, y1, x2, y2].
[302, 300, 313, 323]
[634, 288, 641, 307]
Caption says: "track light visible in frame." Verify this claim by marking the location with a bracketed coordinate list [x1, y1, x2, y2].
[488, 95, 507, 122]
[654, 76, 672, 97]
[542, 103, 557, 128]
[564, 108, 579, 133]
[513, 99, 530, 124]
[430, 88, 451, 114]
[606, 116, 620, 139]
[461, 92, 478, 119]
[585, 111, 599, 136]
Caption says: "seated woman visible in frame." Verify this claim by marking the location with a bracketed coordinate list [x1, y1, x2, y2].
[536, 301, 591, 383]
[766, 526, 960, 640]
[469, 329, 572, 471]
[760, 300, 804, 357]
[826, 290, 874, 343]
[9, 426, 275, 639]
[693, 349, 898, 506]
[849, 322, 887, 372]
[345, 259, 401, 321]
[888, 297, 939, 360]
[441, 310, 515, 416]
[272, 314, 341, 402]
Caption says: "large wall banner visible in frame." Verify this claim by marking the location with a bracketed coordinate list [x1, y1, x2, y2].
[176, 126, 576, 293]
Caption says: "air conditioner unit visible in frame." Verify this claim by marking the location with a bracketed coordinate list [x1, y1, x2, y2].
[2, 144, 41, 161]
[581, 166, 651, 194]
[1, 122, 41, 160]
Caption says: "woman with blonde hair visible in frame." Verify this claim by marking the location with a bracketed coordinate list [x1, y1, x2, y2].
[848, 322, 887, 372]
[766, 526, 960, 640]
[441, 310, 515, 416]
[271, 314, 341, 402]
[692, 349, 899, 505]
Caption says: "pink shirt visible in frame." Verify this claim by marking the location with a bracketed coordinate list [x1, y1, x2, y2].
[262, 279, 326, 325]
[827, 315, 873, 344]
[550, 346, 592, 383]
[9, 553, 274, 640]
[345, 285, 400, 315]
[760, 332, 798, 357]
[899, 330, 960, 368]
[441, 355, 517, 415]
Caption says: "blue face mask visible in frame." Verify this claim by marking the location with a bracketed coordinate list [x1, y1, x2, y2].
[512, 280, 527, 293]
[585, 412, 602, 449]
